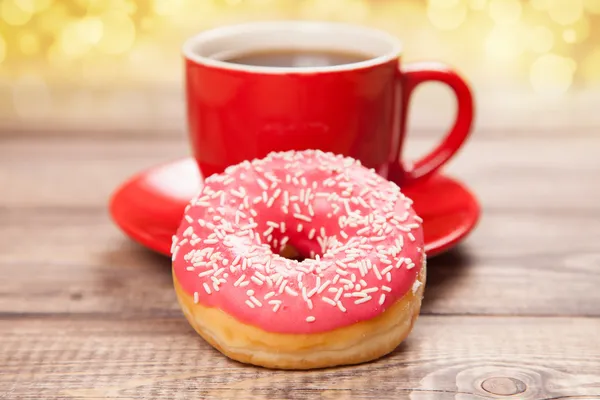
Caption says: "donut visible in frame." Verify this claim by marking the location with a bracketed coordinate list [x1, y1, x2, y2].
[171, 150, 426, 369]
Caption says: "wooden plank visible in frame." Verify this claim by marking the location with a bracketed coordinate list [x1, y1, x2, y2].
[1, 208, 599, 317]
[1, 134, 599, 317]
[1, 136, 599, 211]
[1, 316, 599, 399]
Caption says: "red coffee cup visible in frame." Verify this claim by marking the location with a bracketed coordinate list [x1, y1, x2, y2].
[183, 21, 474, 185]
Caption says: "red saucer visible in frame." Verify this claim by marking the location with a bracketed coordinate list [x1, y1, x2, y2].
[109, 158, 480, 257]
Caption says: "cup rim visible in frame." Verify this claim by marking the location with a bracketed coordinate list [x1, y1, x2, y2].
[182, 20, 403, 74]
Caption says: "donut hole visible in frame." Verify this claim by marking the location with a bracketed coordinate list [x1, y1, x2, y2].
[255, 216, 324, 262]
[279, 243, 307, 261]
[266, 226, 325, 262]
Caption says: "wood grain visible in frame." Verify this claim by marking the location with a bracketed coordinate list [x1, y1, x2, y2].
[2, 113, 599, 397]
[1, 136, 599, 211]
[1, 136, 599, 318]
[1, 209, 599, 317]
[1, 316, 599, 399]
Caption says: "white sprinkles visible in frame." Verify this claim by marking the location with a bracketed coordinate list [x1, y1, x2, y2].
[172, 150, 423, 325]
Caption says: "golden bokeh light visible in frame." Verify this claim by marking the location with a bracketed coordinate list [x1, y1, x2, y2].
[80, 17, 105, 44]
[81, 0, 111, 14]
[85, 0, 136, 15]
[120, 0, 137, 14]
[0, 34, 6, 65]
[563, 15, 591, 43]
[0, 0, 599, 99]
[57, 17, 104, 58]
[530, 53, 576, 96]
[469, 0, 487, 10]
[582, 48, 600, 82]
[427, 0, 467, 30]
[47, 42, 70, 68]
[1, 0, 33, 26]
[562, 29, 577, 43]
[59, 21, 94, 58]
[153, 0, 184, 16]
[489, 0, 521, 24]
[30, 0, 54, 13]
[140, 16, 155, 31]
[530, 0, 549, 10]
[18, 32, 40, 55]
[96, 12, 136, 55]
[547, 0, 584, 25]
[13, 0, 35, 12]
[37, 2, 68, 34]
[248, 0, 276, 5]
[339, 0, 369, 22]
[529, 26, 554, 53]
[583, 0, 600, 13]
[428, 0, 461, 8]
[485, 25, 525, 60]
[301, 0, 352, 20]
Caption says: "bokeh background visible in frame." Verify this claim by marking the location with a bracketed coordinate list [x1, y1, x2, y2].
[1, 0, 599, 135]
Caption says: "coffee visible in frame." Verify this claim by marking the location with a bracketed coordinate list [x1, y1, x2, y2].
[223, 49, 369, 68]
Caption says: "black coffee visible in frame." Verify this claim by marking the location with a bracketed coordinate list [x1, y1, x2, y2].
[224, 49, 369, 67]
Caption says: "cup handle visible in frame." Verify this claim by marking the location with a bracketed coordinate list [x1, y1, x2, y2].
[391, 62, 474, 185]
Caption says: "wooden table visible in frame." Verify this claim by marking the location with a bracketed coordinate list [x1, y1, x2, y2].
[1, 87, 600, 399]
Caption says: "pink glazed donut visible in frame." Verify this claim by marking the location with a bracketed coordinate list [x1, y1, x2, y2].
[172, 150, 426, 369]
